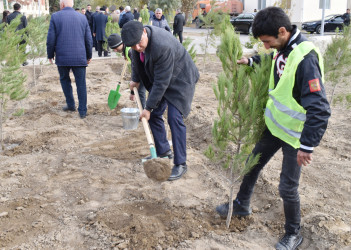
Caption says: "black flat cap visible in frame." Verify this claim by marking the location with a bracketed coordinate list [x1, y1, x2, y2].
[108, 33, 123, 49]
[121, 21, 144, 47]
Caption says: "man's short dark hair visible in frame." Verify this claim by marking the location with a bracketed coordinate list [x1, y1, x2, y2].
[13, 3, 21, 11]
[87, 4, 91, 7]
[252, 7, 292, 38]
[119, 6, 124, 11]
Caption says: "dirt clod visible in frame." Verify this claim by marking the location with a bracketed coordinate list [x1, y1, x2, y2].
[143, 158, 172, 182]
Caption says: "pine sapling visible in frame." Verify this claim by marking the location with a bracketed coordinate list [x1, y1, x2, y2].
[206, 19, 271, 228]
[140, 5, 150, 25]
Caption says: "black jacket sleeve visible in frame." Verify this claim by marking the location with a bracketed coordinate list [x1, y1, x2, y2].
[295, 51, 331, 152]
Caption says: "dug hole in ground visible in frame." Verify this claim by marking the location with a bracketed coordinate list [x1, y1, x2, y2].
[0, 51, 350, 249]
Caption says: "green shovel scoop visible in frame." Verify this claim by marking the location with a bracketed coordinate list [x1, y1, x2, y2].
[107, 60, 128, 110]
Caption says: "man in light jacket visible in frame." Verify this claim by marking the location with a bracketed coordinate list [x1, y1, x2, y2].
[151, 8, 171, 32]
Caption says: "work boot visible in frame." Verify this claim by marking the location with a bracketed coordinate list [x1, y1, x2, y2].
[144, 149, 173, 160]
[168, 163, 187, 181]
[216, 198, 252, 218]
[275, 233, 303, 250]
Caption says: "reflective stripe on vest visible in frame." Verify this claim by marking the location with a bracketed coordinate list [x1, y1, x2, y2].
[264, 41, 324, 149]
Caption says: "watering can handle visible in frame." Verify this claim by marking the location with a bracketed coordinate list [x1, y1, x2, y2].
[133, 87, 156, 156]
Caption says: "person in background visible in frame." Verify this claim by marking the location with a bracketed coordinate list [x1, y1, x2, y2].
[107, 33, 146, 108]
[215, 7, 330, 250]
[75, 8, 80, 12]
[133, 8, 140, 20]
[81, 8, 86, 15]
[121, 21, 199, 181]
[147, 6, 154, 21]
[91, 6, 100, 51]
[342, 8, 350, 26]
[111, 9, 120, 23]
[1, 10, 10, 24]
[173, 9, 185, 43]
[119, 5, 133, 28]
[151, 8, 171, 32]
[7, 3, 28, 66]
[93, 7, 109, 57]
[85, 4, 93, 46]
[46, 0, 92, 119]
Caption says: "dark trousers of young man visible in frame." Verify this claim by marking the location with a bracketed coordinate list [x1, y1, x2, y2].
[148, 98, 186, 165]
[97, 40, 108, 57]
[236, 129, 302, 235]
[57, 66, 87, 117]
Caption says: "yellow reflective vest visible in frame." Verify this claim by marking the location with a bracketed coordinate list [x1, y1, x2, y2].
[264, 41, 324, 149]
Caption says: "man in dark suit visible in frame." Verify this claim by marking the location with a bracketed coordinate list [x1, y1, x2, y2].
[173, 9, 186, 43]
[7, 3, 28, 66]
[46, 0, 92, 119]
[91, 6, 100, 51]
[119, 6, 134, 28]
[93, 7, 109, 57]
[122, 21, 199, 181]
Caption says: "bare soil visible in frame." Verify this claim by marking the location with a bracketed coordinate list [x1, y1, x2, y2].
[0, 54, 350, 249]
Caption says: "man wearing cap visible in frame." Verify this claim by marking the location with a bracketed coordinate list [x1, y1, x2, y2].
[121, 21, 199, 181]
[93, 7, 109, 57]
[107, 33, 147, 108]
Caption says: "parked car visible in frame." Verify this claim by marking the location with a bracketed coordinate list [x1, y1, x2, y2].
[230, 13, 256, 34]
[301, 14, 344, 34]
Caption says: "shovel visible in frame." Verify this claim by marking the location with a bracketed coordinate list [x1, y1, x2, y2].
[133, 87, 172, 182]
[108, 60, 128, 110]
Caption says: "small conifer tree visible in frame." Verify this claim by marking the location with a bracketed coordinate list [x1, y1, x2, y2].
[0, 17, 29, 151]
[206, 17, 271, 228]
[182, 37, 197, 63]
[104, 16, 120, 51]
[140, 5, 150, 25]
[26, 16, 50, 86]
[323, 26, 351, 105]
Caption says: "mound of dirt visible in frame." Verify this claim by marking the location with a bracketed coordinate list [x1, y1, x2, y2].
[143, 158, 172, 182]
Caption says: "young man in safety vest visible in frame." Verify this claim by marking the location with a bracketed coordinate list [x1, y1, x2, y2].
[215, 7, 331, 250]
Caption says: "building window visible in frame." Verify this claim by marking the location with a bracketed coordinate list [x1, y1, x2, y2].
[258, 0, 266, 10]
[319, 0, 330, 9]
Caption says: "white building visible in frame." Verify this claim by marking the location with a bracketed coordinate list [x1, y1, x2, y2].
[240, 0, 349, 25]
[1, 0, 49, 17]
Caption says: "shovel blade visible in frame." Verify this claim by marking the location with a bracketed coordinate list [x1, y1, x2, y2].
[108, 90, 121, 110]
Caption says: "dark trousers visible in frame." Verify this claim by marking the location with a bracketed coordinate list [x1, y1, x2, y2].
[236, 129, 302, 235]
[57, 66, 87, 116]
[148, 99, 186, 165]
[174, 31, 183, 43]
[97, 40, 108, 57]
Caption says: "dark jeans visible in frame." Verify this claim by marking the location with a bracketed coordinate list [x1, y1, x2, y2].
[174, 31, 183, 43]
[97, 40, 108, 57]
[236, 129, 302, 235]
[148, 99, 186, 165]
[57, 66, 87, 116]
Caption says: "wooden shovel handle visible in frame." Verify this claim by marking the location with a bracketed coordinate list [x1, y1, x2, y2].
[133, 87, 155, 147]
[121, 60, 128, 79]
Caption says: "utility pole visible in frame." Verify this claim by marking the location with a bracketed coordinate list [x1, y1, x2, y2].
[321, 0, 326, 35]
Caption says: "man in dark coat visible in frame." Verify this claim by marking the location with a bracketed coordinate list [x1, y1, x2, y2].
[119, 6, 134, 28]
[173, 9, 186, 43]
[85, 5, 93, 40]
[7, 3, 28, 65]
[133, 8, 140, 20]
[46, 0, 92, 119]
[91, 6, 100, 50]
[121, 21, 199, 181]
[93, 7, 109, 57]
[342, 8, 350, 26]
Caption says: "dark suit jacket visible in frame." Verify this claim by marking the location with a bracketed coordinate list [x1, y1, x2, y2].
[131, 26, 199, 117]
[119, 11, 134, 28]
[173, 13, 185, 33]
[46, 7, 92, 66]
[7, 11, 27, 30]
[93, 12, 108, 41]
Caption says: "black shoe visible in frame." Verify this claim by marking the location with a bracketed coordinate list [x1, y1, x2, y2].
[62, 105, 76, 112]
[216, 198, 252, 218]
[80, 114, 86, 119]
[22, 61, 28, 66]
[167, 164, 187, 181]
[144, 149, 173, 160]
[275, 233, 303, 250]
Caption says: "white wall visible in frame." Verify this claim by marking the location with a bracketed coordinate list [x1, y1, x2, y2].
[242, 0, 348, 24]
